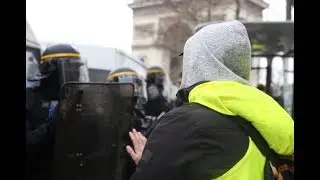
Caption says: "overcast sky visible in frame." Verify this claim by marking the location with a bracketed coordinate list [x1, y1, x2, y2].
[26, 0, 293, 53]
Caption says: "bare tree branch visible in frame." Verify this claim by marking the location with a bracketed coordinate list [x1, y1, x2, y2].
[132, 0, 242, 83]
[163, 0, 199, 24]
[134, 0, 225, 41]
[207, 0, 212, 21]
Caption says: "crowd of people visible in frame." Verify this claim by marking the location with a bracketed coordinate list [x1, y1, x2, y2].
[26, 20, 294, 180]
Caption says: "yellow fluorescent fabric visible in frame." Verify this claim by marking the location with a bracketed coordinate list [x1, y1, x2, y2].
[216, 138, 265, 180]
[189, 81, 294, 155]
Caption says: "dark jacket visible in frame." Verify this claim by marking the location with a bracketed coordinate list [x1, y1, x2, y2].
[131, 102, 250, 180]
[130, 81, 294, 180]
[26, 116, 54, 180]
[26, 88, 55, 180]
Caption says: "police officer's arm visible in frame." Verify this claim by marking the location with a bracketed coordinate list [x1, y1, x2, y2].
[26, 104, 57, 146]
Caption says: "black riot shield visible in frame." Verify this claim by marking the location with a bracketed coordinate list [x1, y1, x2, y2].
[52, 82, 135, 180]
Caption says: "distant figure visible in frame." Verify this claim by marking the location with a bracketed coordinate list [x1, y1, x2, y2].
[256, 84, 284, 107]
[257, 84, 266, 92]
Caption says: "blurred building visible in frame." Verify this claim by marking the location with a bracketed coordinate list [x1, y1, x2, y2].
[129, 0, 269, 83]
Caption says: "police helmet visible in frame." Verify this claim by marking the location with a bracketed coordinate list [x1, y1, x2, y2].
[107, 68, 147, 104]
[146, 66, 165, 86]
[37, 43, 89, 84]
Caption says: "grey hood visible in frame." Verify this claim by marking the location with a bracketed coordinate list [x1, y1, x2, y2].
[181, 20, 252, 88]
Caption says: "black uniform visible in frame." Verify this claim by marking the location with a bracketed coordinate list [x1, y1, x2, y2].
[26, 44, 89, 180]
[26, 87, 55, 180]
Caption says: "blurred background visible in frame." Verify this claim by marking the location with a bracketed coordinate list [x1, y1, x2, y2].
[26, 0, 294, 114]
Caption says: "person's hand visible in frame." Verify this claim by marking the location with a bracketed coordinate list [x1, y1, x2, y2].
[126, 129, 147, 165]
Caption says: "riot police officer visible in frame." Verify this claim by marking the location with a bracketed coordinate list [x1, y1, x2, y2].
[144, 66, 172, 118]
[26, 43, 89, 180]
[107, 67, 148, 133]
[106, 67, 149, 180]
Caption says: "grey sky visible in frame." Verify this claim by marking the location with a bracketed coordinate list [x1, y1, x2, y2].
[26, 0, 293, 53]
[27, 0, 133, 52]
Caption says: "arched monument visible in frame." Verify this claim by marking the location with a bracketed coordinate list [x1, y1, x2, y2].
[129, 0, 268, 83]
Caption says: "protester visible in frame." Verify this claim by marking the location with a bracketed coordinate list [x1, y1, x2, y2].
[126, 20, 294, 180]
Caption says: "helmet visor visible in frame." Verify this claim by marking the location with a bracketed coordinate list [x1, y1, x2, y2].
[59, 58, 90, 84]
[112, 74, 147, 104]
[40, 58, 90, 85]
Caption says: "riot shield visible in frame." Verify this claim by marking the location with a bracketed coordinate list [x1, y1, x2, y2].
[52, 82, 135, 180]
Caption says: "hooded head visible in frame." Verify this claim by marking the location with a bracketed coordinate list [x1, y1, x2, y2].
[181, 20, 251, 88]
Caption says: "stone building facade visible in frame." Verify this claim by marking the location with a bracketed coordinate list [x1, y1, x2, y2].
[129, 0, 268, 83]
